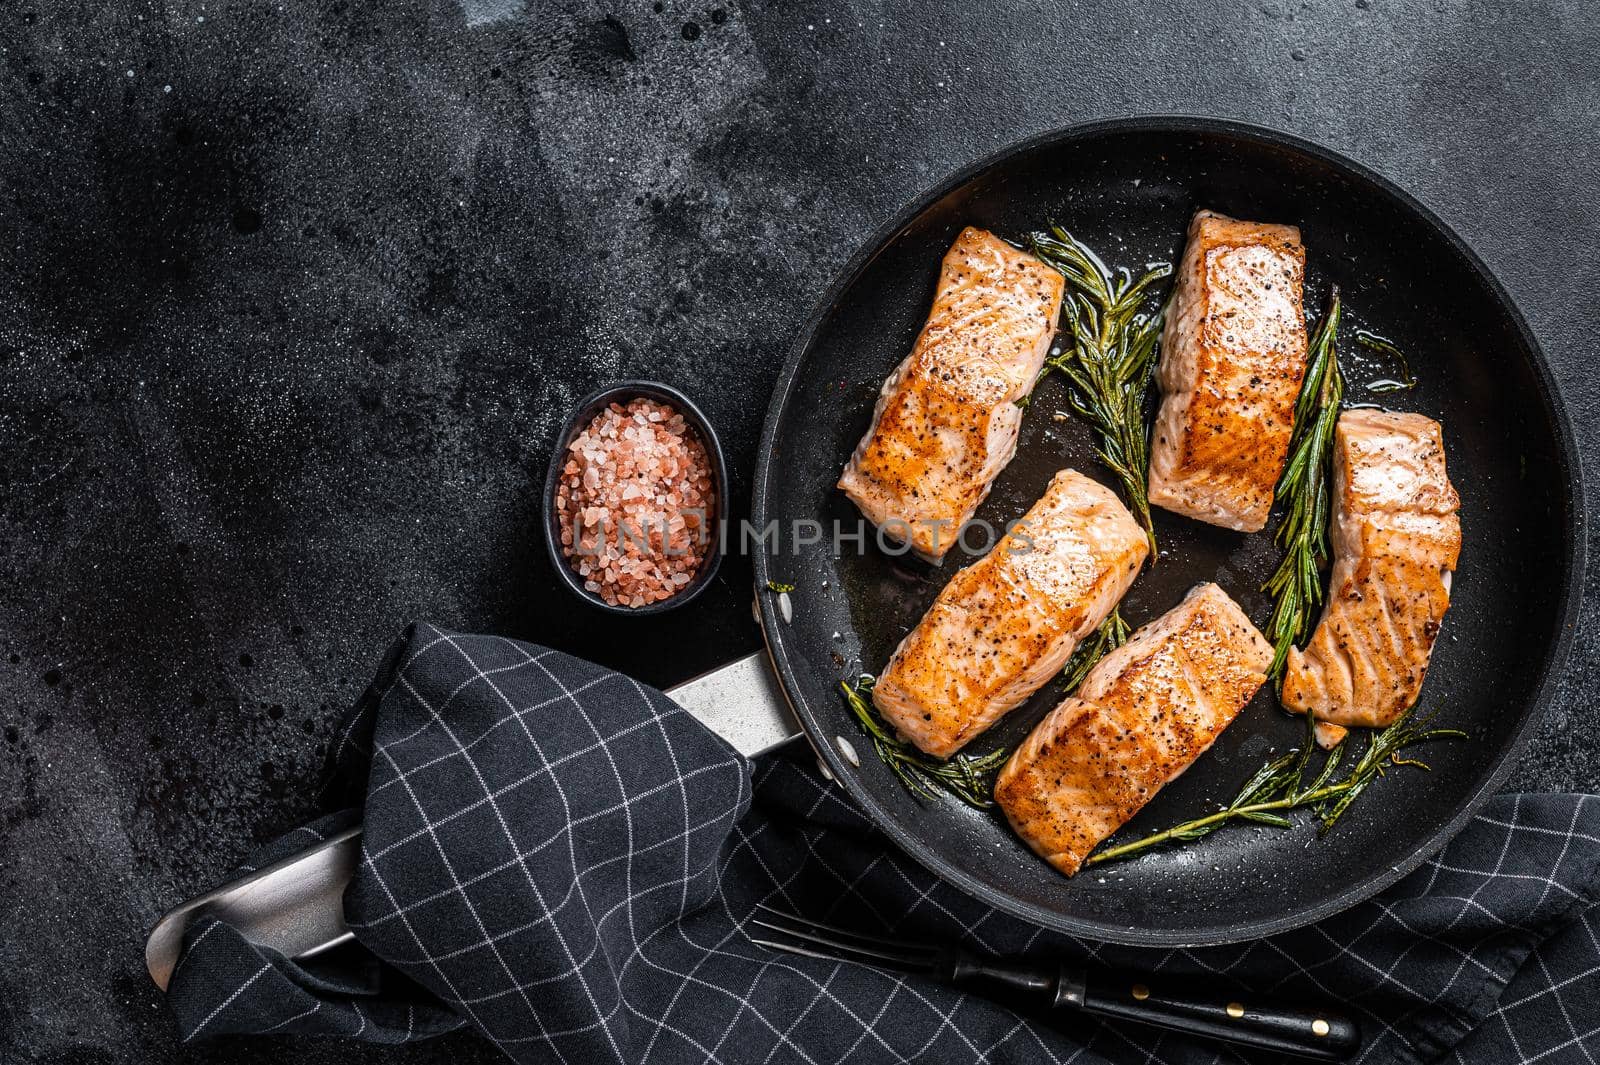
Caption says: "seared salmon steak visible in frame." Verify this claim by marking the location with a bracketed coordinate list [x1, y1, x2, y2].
[838, 227, 1065, 562]
[872, 469, 1147, 758]
[1149, 210, 1308, 532]
[995, 582, 1272, 876]
[1282, 409, 1461, 729]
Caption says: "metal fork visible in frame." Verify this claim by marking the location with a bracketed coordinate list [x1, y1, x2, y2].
[747, 906, 1360, 1062]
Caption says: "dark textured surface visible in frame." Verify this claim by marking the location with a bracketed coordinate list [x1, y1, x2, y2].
[0, 0, 1595, 1061]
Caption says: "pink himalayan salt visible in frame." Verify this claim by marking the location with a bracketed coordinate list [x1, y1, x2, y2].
[554, 397, 716, 608]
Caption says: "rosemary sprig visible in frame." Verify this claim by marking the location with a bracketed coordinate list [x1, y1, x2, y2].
[1084, 705, 1467, 866]
[1028, 228, 1172, 557]
[1355, 330, 1417, 393]
[1262, 288, 1346, 679]
[839, 675, 1008, 808]
[1062, 609, 1130, 693]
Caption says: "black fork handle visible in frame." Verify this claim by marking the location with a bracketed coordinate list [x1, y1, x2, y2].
[1063, 970, 1360, 1061]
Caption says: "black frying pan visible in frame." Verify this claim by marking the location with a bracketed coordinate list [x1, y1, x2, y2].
[749, 117, 1584, 946]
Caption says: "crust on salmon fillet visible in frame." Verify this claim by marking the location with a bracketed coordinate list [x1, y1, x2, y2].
[838, 227, 1065, 562]
[995, 583, 1272, 876]
[1281, 409, 1461, 729]
[872, 469, 1148, 759]
[1148, 210, 1308, 533]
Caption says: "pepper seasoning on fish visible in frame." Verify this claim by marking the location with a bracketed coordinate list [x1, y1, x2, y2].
[838, 227, 1065, 562]
[995, 582, 1273, 877]
[1149, 210, 1309, 533]
[872, 469, 1148, 759]
[1281, 409, 1461, 731]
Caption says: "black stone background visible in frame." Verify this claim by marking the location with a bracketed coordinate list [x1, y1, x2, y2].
[1, 0, 1596, 1062]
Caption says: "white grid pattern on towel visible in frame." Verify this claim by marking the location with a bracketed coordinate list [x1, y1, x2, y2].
[172, 625, 1600, 1065]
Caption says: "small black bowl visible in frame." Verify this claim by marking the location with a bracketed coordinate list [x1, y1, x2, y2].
[541, 380, 727, 616]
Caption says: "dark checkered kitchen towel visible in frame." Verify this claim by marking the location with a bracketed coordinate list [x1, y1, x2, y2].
[167, 623, 1600, 1064]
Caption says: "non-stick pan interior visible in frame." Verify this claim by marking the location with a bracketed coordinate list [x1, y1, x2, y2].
[753, 120, 1582, 945]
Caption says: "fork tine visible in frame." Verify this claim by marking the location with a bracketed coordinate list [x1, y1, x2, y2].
[752, 904, 939, 958]
[748, 906, 939, 972]
[747, 934, 931, 974]
[748, 917, 931, 970]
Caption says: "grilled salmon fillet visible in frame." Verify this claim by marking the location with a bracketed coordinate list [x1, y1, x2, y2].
[873, 469, 1147, 759]
[995, 583, 1272, 876]
[1148, 210, 1308, 532]
[838, 227, 1065, 562]
[1281, 409, 1461, 729]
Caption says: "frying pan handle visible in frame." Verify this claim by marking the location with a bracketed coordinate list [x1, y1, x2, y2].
[663, 649, 804, 757]
[1073, 971, 1360, 1061]
[144, 653, 802, 989]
